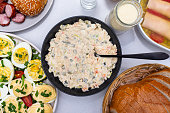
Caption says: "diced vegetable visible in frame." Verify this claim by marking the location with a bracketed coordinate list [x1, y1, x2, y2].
[15, 71, 24, 78]
[21, 95, 33, 107]
[150, 32, 164, 44]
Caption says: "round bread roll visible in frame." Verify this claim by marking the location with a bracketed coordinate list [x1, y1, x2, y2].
[11, 0, 47, 16]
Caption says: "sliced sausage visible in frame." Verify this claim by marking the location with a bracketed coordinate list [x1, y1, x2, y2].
[0, 14, 10, 26]
[12, 13, 25, 23]
[0, 2, 7, 14]
[0, 0, 4, 3]
[5, 4, 16, 18]
[0, 0, 8, 3]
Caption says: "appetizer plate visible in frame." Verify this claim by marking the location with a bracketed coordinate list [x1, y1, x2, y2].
[0, 32, 58, 112]
[137, 25, 170, 52]
[103, 63, 170, 113]
[137, 0, 170, 52]
[41, 16, 122, 96]
[0, 0, 53, 32]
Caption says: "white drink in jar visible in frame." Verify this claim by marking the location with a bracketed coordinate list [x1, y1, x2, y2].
[109, 0, 143, 31]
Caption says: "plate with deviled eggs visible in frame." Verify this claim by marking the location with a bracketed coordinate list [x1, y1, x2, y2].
[0, 32, 58, 113]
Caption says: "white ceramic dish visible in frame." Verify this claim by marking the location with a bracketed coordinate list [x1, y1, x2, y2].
[137, 0, 170, 52]
[0, 0, 53, 32]
[137, 25, 170, 52]
[0, 32, 58, 112]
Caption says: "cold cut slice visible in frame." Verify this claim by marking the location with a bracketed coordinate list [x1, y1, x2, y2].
[12, 13, 25, 23]
[0, 13, 10, 26]
[147, 0, 170, 18]
[0, 2, 7, 14]
[5, 4, 16, 18]
[0, 0, 4, 3]
[0, 0, 8, 3]
[142, 12, 170, 40]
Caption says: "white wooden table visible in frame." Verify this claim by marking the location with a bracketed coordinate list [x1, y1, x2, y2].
[4, 0, 170, 113]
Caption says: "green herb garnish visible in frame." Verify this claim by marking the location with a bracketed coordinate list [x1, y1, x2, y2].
[41, 90, 52, 97]
[38, 75, 43, 79]
[15, 88, 26, 95]
[24, 61, 29, 67]
[0, 83, 4, 88]
[8, 103, 17, 112]
[37, 108, 40, 112]
[10, 85, 13, 89]
[1, 60, 5, 67]
[35, 90, 39, 97]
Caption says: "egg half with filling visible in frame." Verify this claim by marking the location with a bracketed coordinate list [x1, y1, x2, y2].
[0, 34, 15, 57]
[1, 95, 27, 113]
[28, 103, 53, 113]
[11, 42, 32, 69]
[24, 59, 46, 81]
[0, 84, 8, 99]
[8, 78, 35, 97]
[32, 84, 57, 103]
[0, 107, 2, 113]
[0, 59, 14, 84]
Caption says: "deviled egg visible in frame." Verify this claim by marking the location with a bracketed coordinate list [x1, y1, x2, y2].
[28, 103, 53, 113]
[0, 84, 8, 99]
[8, 78, 35, 97]
[0, 59, 14, 84]
[32, 84, 57, 103]
[11, 42, 32, 69]
[24, 59, 46, 81]
[0, 107, 2, 113]
[0, 34, 15, 57]
[1, 95, 27, 113]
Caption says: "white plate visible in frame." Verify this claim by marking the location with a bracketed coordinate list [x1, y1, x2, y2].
[0, 32, 58, 112]
[137, 0, 170, 52]
[0, 0, 53, 32]
[137, 24, 170, 52]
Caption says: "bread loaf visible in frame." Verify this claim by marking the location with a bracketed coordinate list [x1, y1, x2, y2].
[110, 69, 170, 113]
[11, 0, 47, 16]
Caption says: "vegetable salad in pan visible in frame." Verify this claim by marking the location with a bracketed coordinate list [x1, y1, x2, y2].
[46, 20, 117, 92]
[0, 33, 57, 113]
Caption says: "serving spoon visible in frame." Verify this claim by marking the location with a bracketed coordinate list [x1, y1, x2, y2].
[94, 52, 169, 60]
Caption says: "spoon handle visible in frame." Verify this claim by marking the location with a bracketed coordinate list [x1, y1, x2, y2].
[98, 52, 169, 60]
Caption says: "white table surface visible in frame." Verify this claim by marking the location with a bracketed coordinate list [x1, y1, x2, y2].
[2, 0, 170, 113]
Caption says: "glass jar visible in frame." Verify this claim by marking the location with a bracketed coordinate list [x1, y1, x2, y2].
[109, 0, 143, 31]
[80, 0, 97, 10]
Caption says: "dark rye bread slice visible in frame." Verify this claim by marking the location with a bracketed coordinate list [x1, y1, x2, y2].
[137, 81, 168, 113]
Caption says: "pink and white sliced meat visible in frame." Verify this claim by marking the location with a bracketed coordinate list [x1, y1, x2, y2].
[5, 4, 16, 18]
[12, 13, 25, 23]
[0, 14, 10, 26]
[0, 0, 8, 3]
[0, 0, 4, 3]
[0, 2, 7, 14]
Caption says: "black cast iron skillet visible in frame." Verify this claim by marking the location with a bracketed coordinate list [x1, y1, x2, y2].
[41, 16, 122, 96]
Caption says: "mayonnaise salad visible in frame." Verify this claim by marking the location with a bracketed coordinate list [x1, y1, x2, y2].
[46, 20, 117, 92]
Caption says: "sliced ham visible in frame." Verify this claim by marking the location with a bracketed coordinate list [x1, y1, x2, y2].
[0, 0, 4, 3]
[142, 12, 170, 40]
[0, 13, 10, 26]
[0, 2, 7, 14]
[5, 4, 15, 18]
[12, 13, 25, 23]
[0, 0, 7, 3]
[147, 0, 170, 18]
